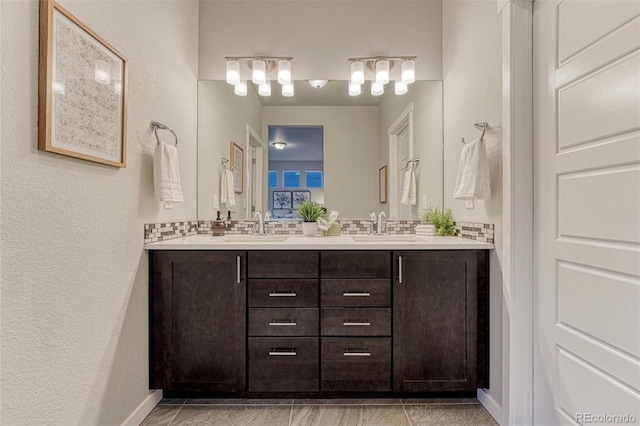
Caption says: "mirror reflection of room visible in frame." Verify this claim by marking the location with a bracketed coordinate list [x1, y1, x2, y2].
[268, 126, 324, 219]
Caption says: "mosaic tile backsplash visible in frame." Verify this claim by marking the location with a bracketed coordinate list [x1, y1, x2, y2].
[455, 222, 495, 243]
[146, 220, 494, 244]
[144, 221, 198, 243]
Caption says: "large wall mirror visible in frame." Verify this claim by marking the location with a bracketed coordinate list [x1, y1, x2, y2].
[197, 80, 443, 220]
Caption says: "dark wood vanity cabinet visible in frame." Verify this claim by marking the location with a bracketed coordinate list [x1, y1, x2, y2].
[393, 250, 489, 392]
[149, 251, 246, 393]
[150, 248, 489, 395]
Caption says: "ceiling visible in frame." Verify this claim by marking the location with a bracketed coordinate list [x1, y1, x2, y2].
[248, 80, 382, 106]
[268, 126, 324, 162]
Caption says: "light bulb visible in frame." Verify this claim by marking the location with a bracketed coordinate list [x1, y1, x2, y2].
[226, 60, 240, 85]
[395, 81, 408, 95]
[401, 59, 415, 84]
[252, 60, 266, 85]
[282, 82, 294, 97]
[350, 61, 364, 85]
[277, 60, 291, 85]
[259, 81, 271, 96]
[375, 60, 389, 85]
[348, 82, 361, 96]
[94, 60, 110, 85]
[371, 81, 384, 96]
[234, 81, 247, 96]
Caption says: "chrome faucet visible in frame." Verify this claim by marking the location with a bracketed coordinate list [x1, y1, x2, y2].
[377, 211, 387, 235]
[254, 211, 264, 235]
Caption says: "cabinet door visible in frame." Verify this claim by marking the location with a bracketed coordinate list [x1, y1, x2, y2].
[151, 251, 246, 393]
[393, 250, 483, 392]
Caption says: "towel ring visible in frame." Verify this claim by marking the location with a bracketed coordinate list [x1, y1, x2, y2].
[474, 122, 489, 139]
[151, 121, 178, 147]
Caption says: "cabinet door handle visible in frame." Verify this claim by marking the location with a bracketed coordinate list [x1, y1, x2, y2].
[269, 348, 297, 356]
[269, 320, 297, 326]
[343, 348, 371, 357]
[343, 320, 370, 326]
[342, 292, 371, 297]
[398, 255, 403, 284]
[269, 291, 297, 297]
[236, 255, 241, 284]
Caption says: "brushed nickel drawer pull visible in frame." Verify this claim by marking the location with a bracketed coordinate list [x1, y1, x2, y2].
[269, 348, 297, 356]
[236, 256, 241, 284]
[343, 320, 371, 326]
[269, 320, 297, 326]
[268, 291, 297, 297]
[343, 348, 371, 357]
[398, 255, 403, 284]
[343, 292, 371, 297]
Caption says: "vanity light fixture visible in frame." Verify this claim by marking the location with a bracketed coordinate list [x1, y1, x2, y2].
[234, 80, 248, 96]
[348, 56, 417, 97]
[371, 81, 384, 96]
[272, 141, 287, 150]
[225, 56, 293, 97]
[258, 81, 271, 96]
[282, 82, 294, 97]
[348, 82, 361, 96]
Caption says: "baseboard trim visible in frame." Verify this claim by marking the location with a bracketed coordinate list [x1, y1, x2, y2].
[477, 389, 502, 425]
[122, 389, 163, 426]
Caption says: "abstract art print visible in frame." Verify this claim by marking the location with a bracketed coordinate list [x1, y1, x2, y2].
[38, 0, 127, 167]
[292, 191, 311, 209]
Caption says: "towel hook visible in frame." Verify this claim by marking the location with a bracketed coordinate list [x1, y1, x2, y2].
[402, 158, 420, 171]
[151, 121, 178, 147]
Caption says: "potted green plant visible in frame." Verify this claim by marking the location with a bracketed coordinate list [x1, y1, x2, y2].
[421, 207, 456, 236]
[296, 201, 325, 236]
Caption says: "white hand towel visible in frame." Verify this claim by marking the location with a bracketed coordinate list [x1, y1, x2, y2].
[400, 168, 417, 206]
[454, 137, 491, 201]
[153, 142, 183, 203]
[220, 169, 236, 206]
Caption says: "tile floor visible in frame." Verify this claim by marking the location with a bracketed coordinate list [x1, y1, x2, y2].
[141, 398, 498, 426]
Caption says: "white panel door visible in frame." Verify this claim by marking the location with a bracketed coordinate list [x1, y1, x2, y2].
[534, 1, 640, 425]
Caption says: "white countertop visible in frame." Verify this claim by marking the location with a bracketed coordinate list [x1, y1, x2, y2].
[144, 234, 493, 250]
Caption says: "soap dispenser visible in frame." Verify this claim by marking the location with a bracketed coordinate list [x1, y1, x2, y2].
[211, 210, 226, 236]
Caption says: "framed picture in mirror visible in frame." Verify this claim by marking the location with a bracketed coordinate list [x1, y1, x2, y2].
[379, 165, 388, 203]
[230, 141, 243, 193]
[273, 191, 292, 209]
[292, 191, 311, 209]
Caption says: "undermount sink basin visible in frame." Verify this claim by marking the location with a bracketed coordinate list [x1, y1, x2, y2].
[225, 235, 290, 243]
[350, 235, 422, 242]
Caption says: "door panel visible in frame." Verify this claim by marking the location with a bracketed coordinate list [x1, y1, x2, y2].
[534, 1, 640, 424]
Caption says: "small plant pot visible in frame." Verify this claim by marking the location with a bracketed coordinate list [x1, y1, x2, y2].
[302, 222, 318, 237]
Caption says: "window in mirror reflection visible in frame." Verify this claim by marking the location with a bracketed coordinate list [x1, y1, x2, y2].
[268, 125, 324, 219]
[305, 171, 323, 188]
[283, 171, 300, 188]
[268, 170, 277, 188]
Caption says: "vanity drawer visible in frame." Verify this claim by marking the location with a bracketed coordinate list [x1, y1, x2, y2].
[249, 308, 318, 336]
[321, 251, 390, 278]
[249, 251, 319, 278]
[321, 308, 391, 336]
[248, 337, 318, 392]
[321, 279, 390, 307]
[249, 279, 318, 307]
[321, 337, 391, 391]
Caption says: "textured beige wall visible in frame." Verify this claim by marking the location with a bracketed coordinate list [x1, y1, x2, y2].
[0, 0, 199, 424]
[443, 0, 504, 408]
[199, 0, 443, 81]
